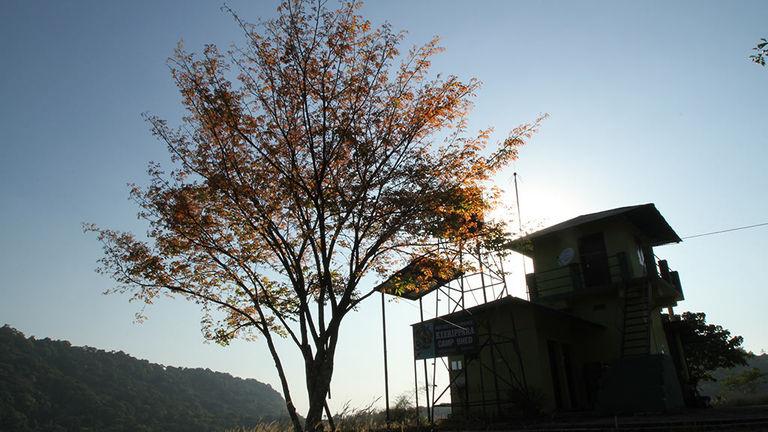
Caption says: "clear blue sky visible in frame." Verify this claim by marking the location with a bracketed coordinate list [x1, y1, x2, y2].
[1, 0, 767, 415]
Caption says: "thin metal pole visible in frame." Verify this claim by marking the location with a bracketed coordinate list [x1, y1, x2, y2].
[487, 325, 502, 415]
[431, 290, 438, 422]
[510, 313, 528, 390]
[460, 248, 465, 309]
[419, 297, 432, 424]
[513, 172, 524, 244]
[499, 255, 509, 297]
[381, 292, 391, 429]
[478, 346, 488, 417]
[514, 172, 529, 300]
[414, 359, 421, 428]
[478, 243, 488, 304]
[463, 356, 470, 419]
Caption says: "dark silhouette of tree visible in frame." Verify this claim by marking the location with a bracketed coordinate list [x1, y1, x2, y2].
[677, 312, 750, 390]
[86, 1, 543, 431]
[0, 325, 286, 431]
[750, 38, 767, 66]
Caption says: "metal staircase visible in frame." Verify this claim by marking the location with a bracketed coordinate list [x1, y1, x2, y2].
[621, 283, 650, 356]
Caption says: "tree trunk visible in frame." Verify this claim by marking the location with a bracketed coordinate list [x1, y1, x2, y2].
[261, 329, 304, 432]
[304, 342, 337, 432]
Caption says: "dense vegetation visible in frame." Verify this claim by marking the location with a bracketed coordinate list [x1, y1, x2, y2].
[674, 312, 750, 389]
[700, 354, 768, 406]
[0, 325, 286, 431]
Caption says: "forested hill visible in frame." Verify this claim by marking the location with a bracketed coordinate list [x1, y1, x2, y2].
[0, 325, 287, 431]
[699, 353, 768, 400]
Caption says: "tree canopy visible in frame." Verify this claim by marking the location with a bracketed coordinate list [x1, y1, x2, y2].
[677, 312, 750, 389]
[750, 37, 767, 66]
[87, 1, 543, 430]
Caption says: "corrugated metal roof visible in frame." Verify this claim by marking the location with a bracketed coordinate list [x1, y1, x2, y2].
[412, 295, 605, 329]
[374, 257, 463, 300]
[511, 203, 681, 250]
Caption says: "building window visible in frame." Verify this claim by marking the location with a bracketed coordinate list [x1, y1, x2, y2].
[450, 360, 463, 371]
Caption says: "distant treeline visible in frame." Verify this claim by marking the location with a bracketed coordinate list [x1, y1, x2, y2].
[0, 325, 287, 431]
[699, 353, 768, 405]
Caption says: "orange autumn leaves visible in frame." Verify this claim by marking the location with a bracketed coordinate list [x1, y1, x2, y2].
[88, 2, 545, 428]
[89, 0, 543, 406]
[89, 0, 546, 332]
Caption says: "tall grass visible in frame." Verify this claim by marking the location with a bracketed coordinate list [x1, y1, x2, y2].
[227, 397, 423, 432]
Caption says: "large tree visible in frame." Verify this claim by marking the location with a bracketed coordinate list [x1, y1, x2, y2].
[88, 1, 544, 430]
[677, 312, 750, 390]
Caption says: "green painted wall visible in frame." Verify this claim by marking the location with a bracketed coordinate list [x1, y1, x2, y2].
[530, 218, 648, 280]
[523, 217, 674, 360]
[448, 303, 606, 416]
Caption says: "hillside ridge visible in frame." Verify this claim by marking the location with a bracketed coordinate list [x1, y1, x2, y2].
[0, 325, 287, 431]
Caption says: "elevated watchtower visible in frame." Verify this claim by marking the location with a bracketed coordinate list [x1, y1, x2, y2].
[514, 203, 684, 357]
[380, 203, 689, 419]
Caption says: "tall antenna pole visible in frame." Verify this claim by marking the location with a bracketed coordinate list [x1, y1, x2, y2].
[513, 172, 529, 300]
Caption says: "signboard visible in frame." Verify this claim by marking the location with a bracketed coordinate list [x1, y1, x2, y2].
[413, 319, 477, 360]
[413, 322, 435, 359]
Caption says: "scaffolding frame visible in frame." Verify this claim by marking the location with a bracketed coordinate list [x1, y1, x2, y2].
[379, 243, 531, 427]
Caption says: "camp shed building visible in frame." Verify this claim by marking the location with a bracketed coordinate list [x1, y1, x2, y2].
[411, 203, 690, 417]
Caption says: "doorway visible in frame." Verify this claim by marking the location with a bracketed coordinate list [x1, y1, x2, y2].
[578, 232, 610, 287]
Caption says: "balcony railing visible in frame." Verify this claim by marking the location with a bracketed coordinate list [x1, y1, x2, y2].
[526, 253, 630, 302]
[526, 252, 684, 303]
